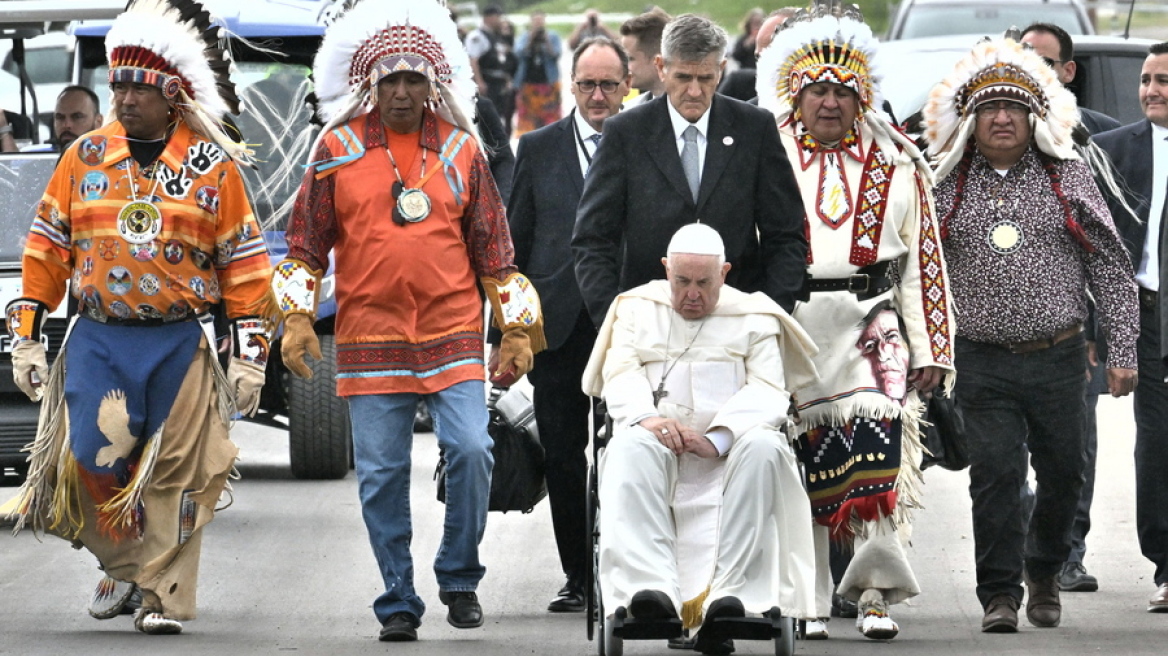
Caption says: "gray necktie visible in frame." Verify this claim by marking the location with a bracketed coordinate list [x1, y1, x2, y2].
[588, 133, 602, 148]
[681, 125, 700, 202]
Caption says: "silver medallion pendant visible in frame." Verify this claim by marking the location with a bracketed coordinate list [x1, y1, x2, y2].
[117, 200, 162, 244]
[396, 188, 431, 223]
[987, 219, 1024, 255]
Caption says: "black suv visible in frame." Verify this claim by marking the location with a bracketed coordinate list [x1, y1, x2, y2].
[879, 34, 1157, 125]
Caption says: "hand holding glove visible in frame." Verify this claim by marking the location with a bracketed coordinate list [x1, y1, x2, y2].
[493, 327, 533, 386]
[228, 357, 265, 416]
[12, 339, 48, 402]
[281, 313, 321, 379]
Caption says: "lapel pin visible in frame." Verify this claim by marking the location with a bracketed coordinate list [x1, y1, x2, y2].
[723, 136, 734, 146]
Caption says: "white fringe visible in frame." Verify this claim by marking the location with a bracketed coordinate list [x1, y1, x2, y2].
[11, 349, 68, 538]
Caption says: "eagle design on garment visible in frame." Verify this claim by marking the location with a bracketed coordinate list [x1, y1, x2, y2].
[95, 389, 136, 467]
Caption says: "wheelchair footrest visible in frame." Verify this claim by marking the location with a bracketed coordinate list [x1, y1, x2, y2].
[700, 607, 786, 642]
[609, 607, 684, 640]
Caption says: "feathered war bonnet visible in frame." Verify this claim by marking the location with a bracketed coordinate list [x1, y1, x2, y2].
[756, 0, 880, 128]
[755, 0, 929, 178]
[923, 31, 1081, 181]
[309, 0, 480, 155]
[105, 0, 251, 165]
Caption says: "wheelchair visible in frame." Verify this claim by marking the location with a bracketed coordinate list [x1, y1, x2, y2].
[583, 402, 798, 656]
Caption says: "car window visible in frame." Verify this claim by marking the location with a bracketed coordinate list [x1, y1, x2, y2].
[897, 5, 1087, 39]
[233, 62, 315, 231]
[1100, 54, 1146, 124]
[0, 154, 61, 265]
[2, 46, 70, 85]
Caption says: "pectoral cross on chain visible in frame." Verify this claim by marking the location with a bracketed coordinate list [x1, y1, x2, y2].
[652, 382, 668, 407]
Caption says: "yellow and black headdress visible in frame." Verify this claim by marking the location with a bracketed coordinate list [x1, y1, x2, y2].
[756, 0, 880, 125]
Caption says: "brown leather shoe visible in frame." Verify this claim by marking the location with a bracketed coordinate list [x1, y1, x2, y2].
[1025, 574, 1061, 627]
[1148, 583, 1168, 613]
[981, 594, 1019, 633]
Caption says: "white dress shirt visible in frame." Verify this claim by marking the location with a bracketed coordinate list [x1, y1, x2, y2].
[1137, 123, 1168, 291]
[572, 107, 602, 177]
[665, 99, 711, 183]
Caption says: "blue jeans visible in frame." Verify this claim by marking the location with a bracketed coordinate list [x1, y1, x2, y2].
[956, 335, 1087, 608]
[348, 380, 493, 625]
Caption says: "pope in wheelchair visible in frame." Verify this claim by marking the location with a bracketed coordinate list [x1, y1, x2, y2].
[581, 224, 819, 653]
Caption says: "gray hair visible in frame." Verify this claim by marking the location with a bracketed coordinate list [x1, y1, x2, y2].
[661, 14, 727, 64]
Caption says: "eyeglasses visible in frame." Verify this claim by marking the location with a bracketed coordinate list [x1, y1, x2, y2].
[575, 79, 621, 94]
[1042, 57, 1065, 68]
[975, 101, 1029, 119]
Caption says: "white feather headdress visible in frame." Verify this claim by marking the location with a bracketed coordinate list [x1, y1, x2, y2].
[311, 0, 479, 151]
[105, 0, 251, 165]
[923, 34, 1080, 181]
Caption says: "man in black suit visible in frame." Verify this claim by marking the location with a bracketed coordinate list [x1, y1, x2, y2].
[1094, 41, 1168, 614]
[507, 36, 631, 613]
[573, 13, 806, 325]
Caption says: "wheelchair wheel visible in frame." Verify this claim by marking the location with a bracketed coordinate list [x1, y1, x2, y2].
[585, 463, 599, 640]
[774, 616, 796, 656]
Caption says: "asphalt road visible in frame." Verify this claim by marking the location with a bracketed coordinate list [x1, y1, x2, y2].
[2, 394, 1164, 655]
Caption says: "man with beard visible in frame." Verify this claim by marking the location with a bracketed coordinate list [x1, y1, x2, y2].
[53, 85, 103, 150]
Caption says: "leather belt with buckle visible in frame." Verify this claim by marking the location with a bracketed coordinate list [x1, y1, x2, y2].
[1004, 323, 1083, 354]
[1139, 287, 1158, 311]
[800, 261, 893, 302]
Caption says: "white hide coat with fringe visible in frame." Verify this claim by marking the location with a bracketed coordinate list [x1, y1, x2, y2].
[780, 121, 956, 430]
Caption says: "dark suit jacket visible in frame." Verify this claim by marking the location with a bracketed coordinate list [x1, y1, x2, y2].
[507, 115, 591, 351]
[717, 68, 757, 103]
[1094, 119, 1168, 363]
[572, 94, 807, 325]
[1081, 106, 1122, 137]
[1094, 120, 1155, 271]
[476, 96, 515, 205]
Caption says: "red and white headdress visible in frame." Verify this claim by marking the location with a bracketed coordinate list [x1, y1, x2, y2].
[923, 33, 1080, 181]
[311, 0, 478, 148]
[105, 0, 251, 164]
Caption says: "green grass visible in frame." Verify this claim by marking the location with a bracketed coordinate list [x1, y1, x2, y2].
[526, 0, 890, 39]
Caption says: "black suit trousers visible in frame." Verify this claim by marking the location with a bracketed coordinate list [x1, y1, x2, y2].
[528, 308, 596, 581]
[1135, 299, 1168, 585]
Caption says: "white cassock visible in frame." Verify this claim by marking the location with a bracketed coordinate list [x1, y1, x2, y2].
[582, 280, 821, 626]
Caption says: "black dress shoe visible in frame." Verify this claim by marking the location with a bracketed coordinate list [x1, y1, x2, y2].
[628, 589, 678, 620]
[379, 612, 418, 642]
[694, 597, 745, 655]
[548, 581, 586, 612]
[438, 590, 484, 628]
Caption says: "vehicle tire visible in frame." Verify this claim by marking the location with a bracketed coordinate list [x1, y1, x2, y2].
[775, 616, 796, 656]
[287, 334, 351, 480]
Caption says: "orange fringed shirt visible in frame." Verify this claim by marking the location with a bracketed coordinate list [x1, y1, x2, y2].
[21, 121, 271, 321]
